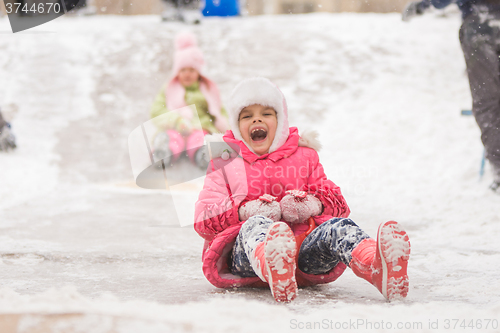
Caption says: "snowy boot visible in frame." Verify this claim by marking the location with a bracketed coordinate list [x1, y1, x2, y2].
[350, 221, 411, 301]
[252, 222, 298, 302]
[186, 130, 207, 169]
[194, 147, 209, 170]
[490, 165, 500, 193]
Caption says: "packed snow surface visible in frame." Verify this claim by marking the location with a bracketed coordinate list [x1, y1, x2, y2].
[0, 8, 499, 332]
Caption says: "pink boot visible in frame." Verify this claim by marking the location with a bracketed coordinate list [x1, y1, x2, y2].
[253, 222, 298, 303]
[166, 130, 185, 163]
[186, 130, 205, 161]
[350, 221, 411, 301]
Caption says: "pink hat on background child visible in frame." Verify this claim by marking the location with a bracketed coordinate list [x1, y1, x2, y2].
[228, 77, 289, 154]
[172, 31, 205, 76]
[166, 32, 228, 133]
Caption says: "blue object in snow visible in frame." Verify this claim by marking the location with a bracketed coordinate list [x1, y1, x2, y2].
[202, 0, 239, 16]
[480, 149, 486, 180]
[461, 109, 487, 180]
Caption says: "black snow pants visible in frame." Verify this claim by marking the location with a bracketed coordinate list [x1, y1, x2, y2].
[460, 6, 500, 171]
[230, 216, 369, 277]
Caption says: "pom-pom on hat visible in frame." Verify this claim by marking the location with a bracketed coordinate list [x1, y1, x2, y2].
[228, 77, 289, 154]
[172, 32, 205, 75]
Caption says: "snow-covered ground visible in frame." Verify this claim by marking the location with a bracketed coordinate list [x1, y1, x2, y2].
[0, 9, 499, 333]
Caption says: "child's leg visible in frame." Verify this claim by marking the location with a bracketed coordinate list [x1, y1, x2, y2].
[152, 130, 184, 165]
[298, 218, 370, 275]
[160, 0, 182, 21]
[231, 215, 273, 278]
[352, 221, 410, 300]
[167, 130, 185, 163]
[186, 130, 208, 168]
[231, 216, 298, 302]
[298, 218, 410, 300]
[185, 129, 204, 162]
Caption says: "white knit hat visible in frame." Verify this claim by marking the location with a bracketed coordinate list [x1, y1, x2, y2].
[228, 77, 289, 153]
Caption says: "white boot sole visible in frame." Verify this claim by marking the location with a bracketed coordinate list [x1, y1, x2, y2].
[377, 221, 411, 300]
[265, 222, 298, 302]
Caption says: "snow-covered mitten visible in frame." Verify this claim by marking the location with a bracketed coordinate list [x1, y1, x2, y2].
[350, 221, 411, 301]
[252, 222, 298, 302]
[280, 190, 322, 224]
[239, 194, 281, 222]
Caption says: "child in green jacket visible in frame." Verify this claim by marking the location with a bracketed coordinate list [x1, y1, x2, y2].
[150, 32, 228, 168]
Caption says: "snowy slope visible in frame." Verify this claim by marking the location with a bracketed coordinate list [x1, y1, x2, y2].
[0, 9, 499, 333]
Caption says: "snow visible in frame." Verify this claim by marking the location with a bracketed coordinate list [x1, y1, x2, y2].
[0, 9, 500, 332]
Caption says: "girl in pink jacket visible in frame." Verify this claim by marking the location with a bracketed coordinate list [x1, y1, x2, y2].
[194, 77, 411, 303]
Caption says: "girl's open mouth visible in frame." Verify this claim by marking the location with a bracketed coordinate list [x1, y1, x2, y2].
[250, 128, 268, 142]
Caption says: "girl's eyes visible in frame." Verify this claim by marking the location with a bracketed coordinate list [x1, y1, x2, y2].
[240, 112, 274, 119]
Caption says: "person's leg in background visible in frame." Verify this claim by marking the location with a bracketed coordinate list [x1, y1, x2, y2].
[460, 11, 500, 190]
[161, 0, 182, 21]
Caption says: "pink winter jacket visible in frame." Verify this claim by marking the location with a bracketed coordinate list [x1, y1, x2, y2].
[194, 127, 350, 288]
